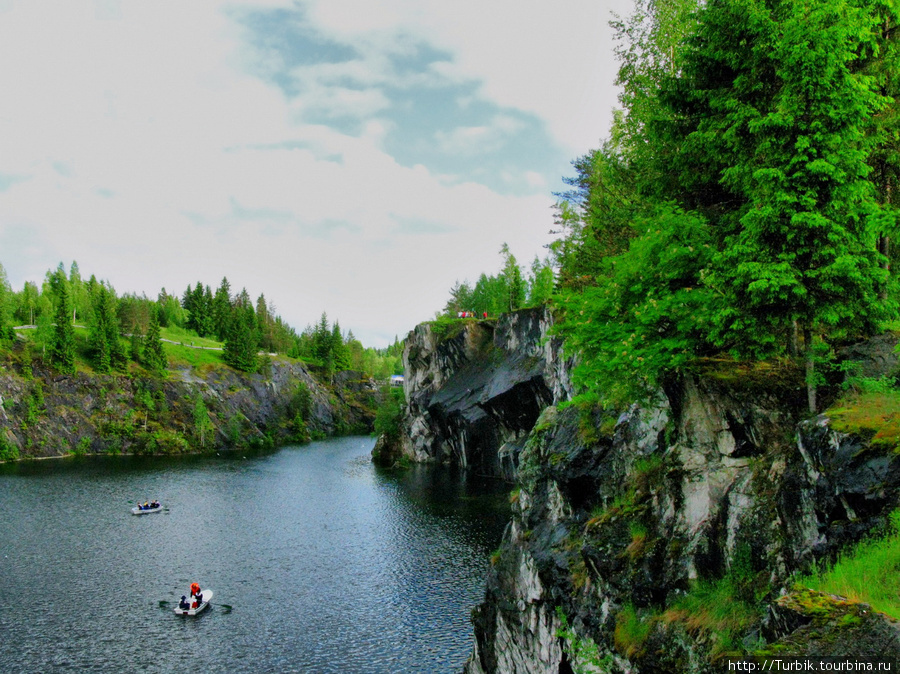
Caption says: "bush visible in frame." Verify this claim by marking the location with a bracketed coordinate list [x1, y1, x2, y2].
[374, 386, 404, 442]
[0, 434, 19, 462]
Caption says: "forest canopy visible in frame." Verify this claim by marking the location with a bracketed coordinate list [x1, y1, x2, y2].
[0, 261, 403, 380]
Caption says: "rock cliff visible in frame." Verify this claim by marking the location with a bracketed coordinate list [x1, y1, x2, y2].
[0, 354, 377, 459]
[379, 308, 572, 479]
[385, 312, 900, 672]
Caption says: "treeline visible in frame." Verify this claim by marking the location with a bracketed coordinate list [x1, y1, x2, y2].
[440, 243, 554, 318]
[0, 261, 402, 379]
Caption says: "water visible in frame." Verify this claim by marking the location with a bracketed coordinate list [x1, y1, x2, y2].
[0, 437, 510, 673]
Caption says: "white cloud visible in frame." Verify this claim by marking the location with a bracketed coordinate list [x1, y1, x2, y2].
[298, 0, 633, 152]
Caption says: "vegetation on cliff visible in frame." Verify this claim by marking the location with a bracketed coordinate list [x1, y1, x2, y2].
[0, 260, 400, 460]
[551, 0, 900, 414]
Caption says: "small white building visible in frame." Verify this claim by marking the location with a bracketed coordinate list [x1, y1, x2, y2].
[390, 374, 404, 387]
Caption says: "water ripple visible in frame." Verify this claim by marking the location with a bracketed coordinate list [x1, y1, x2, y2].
[0, 437, 509, 673]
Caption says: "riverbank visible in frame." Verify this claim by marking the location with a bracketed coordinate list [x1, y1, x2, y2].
[0, 348, 379, 460]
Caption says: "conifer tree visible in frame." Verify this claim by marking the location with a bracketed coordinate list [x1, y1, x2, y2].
[49, 268, 76, 375]
[142, 305, 167, 373]
[223, 305, 258, 372]
[212, 277, 232, 341]
[500, 243, 525, 312]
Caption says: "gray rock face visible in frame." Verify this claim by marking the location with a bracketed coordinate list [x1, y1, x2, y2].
[390, 317, 900, 672]
[395, 308, 572, 479]
[0, 360, 376, 457]
[461, 370, 900, 672]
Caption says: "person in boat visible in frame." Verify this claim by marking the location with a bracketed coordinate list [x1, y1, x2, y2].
[179, 595, 190, 610]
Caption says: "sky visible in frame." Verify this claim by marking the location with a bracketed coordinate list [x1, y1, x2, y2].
[0, 0, 633, 347]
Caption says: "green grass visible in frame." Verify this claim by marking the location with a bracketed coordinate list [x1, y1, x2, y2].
[797, 510, 900, 619]
[661, 580, 762, 657]
[614, 603, 654, 659]
[827, 390, 900, 453]
[162, 342, 224, 369]
[159, 326, 223, 349]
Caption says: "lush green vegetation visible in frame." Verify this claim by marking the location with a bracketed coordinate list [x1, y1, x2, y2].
[439, 244, 554, 318]
[798, 510, 900, 619]
[549, 0, 900, 411]
[0, 261, 402, 380]
[374, 385, 405, 445]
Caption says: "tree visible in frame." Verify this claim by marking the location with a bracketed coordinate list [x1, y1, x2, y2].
[142, 305, 167, 373]
[49, 267, 76, 374]
[656, 0, 893, 410]
[443, 280, 473, 316]
[0, 262, 13, 347]
[331, 322, 351, 371]
[88, 283, 125, 373]
[69, 261, 89, 324]
[500, 243, 525, 312]
[193, 394, 214, 449]
[212, 277, 232, 341]
[15, 281, 40, 325]
[526, 256, 555, 307]
[223, 304, 258, 372]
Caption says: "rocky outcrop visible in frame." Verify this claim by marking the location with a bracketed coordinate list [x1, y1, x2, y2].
[0, 356, 377, 459]
[464, 367, 900, 673]
[388, 308, 572, 479]
[384, 312, 900, 671]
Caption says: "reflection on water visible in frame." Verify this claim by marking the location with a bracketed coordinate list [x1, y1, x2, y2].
[0, 437, 510, 673]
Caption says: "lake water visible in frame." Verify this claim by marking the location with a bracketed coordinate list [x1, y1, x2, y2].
[0, 437, 510, 673]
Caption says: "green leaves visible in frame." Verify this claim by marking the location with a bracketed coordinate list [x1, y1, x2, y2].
[557, 204, 715, 404]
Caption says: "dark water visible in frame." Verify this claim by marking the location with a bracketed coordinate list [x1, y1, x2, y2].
[0, 437, 510, 673]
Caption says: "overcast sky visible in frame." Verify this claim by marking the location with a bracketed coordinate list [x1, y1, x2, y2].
[0, 0, 633, 347]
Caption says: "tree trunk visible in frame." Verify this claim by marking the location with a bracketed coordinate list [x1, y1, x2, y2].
[804, 327, 816, 414]
[790, 320, 799, 358]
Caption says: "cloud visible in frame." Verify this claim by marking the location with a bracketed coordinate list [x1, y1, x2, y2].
[0, 0, 630, 346]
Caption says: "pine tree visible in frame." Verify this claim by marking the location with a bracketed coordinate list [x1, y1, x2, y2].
[223, 305, 258, 372]
[500, 243, 525, 312]
[142, 305, 167, 373]
[661, 0, 892, 410]
[212, 277, 232, 341]
[49, 268, 76, 375]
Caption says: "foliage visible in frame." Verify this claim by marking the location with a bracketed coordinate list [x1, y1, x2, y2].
[192, 394, 214, 449]
[661, 543, 766, 658]
[48, 266, 76, 375]
[142, 305, 168, 373]
[556, 204, 716, 404]
[614, 603, 654, 659]
[374, 385, 405, 443]
[87, 281, 125, 373]
[548, 0, 900, 412]
[556, 607, 613, 673]
[223, 303, 259, 373]
[0, 433, 19, 462]
[798, 509, 900, 620]
[440, 244, 556, 318]
[284, 382, 313, 443]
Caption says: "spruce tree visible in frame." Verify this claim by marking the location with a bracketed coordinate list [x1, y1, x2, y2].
[212, 277, 232, 341]
[223, 306, 258, 372]
[143, 305, 167, 373]
[49, 269, 76, 375]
